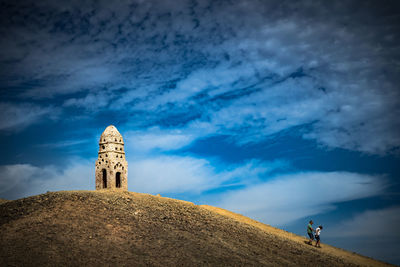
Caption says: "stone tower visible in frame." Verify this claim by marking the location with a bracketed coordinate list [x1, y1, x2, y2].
[95, 125, 128, 190]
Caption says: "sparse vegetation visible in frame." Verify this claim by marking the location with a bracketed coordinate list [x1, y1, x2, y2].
[0, 191, 392, 266]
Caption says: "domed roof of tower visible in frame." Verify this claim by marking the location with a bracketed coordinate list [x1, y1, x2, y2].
[99, 125, 124, 144]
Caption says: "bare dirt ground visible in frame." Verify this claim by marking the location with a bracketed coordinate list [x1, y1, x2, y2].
[0, 190, 392, 266]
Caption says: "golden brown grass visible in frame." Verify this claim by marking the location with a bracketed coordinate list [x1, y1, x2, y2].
[0, 190, 392, 266]
[201, 205, 390, 267]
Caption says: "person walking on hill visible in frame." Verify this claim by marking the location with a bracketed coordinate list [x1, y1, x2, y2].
[307, 220, 314, 245]
[315, 225, 323, 248]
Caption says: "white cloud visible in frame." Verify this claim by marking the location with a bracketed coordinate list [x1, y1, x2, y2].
[207, 76, 326, 137]
[140, 63, 260, 109]
[2, 1, 399, 154]
[133, 3, 399, 154]
[124, 122, 219, 154]
[128, 156, 216, 194]
[0, 159, 93, 200]
[325, 206, 400, 239]
[128, 156, 274, 195]
[125, 127, 196, 153]
[324, 207, 400, 265]
[216, 172, 386, 226]
[179, 66, 400, 154]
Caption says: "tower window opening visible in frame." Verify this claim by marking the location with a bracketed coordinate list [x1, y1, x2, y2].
[102, 145, 105, 149]
[102, 169, 107, 188]
[116, 172, 121, 188]
[115, 147, 117, 150]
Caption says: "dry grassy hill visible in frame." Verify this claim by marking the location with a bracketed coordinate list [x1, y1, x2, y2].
[0, 190, 391, 266]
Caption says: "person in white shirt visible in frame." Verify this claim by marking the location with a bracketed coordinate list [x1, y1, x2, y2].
[315, 225, 323, 248]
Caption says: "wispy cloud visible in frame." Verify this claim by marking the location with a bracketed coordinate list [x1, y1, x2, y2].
[0, 102, 58, 131]
[325, 206, 400, 265]
[326, 206, 400, 238]
[129, 156, 218, 194]
[128, 156, 275, 195]
[35, 139, 91, 149]
[63, 90, 112, 110]
[125, 128, 197, 153]
[1, 0, 399, 154]
[215, 172, 387, 226]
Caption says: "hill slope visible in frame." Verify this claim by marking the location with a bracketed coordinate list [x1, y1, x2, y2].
[0, 191, 390, 266]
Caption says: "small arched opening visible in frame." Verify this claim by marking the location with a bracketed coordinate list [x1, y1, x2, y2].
[102, 169, 107, 188]
[116, 172, 121, 188]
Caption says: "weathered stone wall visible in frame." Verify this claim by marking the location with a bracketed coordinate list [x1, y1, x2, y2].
[95, 125, 128, 190]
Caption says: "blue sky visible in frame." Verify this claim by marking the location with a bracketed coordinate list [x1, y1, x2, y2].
[0, 0, 400, 264]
